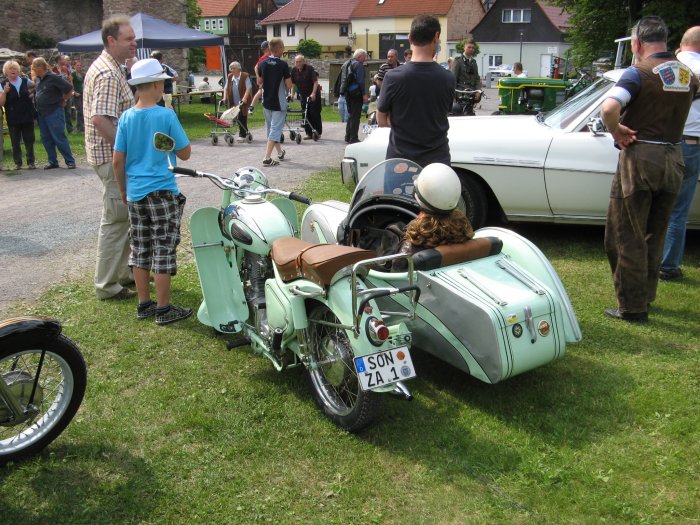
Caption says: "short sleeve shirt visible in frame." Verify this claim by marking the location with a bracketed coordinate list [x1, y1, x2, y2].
[114, 105, 190, 202]
[83, 50, 135, 165]
[259, 56, 290, 112]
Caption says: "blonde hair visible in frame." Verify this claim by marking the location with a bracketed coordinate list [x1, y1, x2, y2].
[2, 60, 21, 76]
[404, 209, 474, 249]
[269, 37, 284, 52]
[30, 57, 49, 71]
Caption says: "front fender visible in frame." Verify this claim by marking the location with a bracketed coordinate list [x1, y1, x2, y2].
[0, 317, 62, 350]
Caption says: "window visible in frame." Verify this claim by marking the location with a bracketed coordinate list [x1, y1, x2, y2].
[339, 24, 349, 37]
[204, 19, 210, 30]
[218, 18, 224, 30]
[502, 9, 531, 23]
[488, 55, 503, 67]
[257, 3, 262, 15]
[273, 24, 281, 37]
[287, 24, 295, 37]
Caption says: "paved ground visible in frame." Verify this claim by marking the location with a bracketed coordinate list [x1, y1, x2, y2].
[0, 121, 352, 313]
[0, 89, 498, 313]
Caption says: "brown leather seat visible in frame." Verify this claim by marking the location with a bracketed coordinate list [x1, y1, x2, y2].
[271, 237, 376, 286]
[396, 237, 503, 272]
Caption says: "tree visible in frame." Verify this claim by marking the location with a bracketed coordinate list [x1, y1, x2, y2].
[551, 0, 699, 65]
[297, 39, 322, 58]
[455, 39, 480, 56]
[185, 0, 204, 72]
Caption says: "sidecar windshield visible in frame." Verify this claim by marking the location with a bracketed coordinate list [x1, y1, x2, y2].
[349, 158, 423, 211]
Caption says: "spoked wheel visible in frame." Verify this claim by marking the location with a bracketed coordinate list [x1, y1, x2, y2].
[0, 334, 86, 465]
[306, 304, 381, 432]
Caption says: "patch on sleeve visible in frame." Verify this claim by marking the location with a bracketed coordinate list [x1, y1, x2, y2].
[653, 61, 692, 92]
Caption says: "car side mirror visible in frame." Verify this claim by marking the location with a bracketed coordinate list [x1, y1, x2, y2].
[587, 117, 606, 136]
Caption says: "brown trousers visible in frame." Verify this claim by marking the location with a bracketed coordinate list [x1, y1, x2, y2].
[604, 143, 683, 313]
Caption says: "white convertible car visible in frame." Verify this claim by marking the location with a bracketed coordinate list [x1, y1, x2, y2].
[341, 70, 700, 229]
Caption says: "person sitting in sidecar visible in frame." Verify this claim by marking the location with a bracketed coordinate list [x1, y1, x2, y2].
[390, 163, 474, 271]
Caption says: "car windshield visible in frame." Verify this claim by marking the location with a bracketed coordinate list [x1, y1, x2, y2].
[350, 159, 422, 210]
[542, 77, 614, 130]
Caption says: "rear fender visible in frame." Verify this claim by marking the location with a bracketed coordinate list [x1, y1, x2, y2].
[301, 201, 349, 244]
[190, 207, 249, 333]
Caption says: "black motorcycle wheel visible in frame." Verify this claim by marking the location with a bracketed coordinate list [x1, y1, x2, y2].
[0, 334, 86, 465]
[306, 304, 381, 432]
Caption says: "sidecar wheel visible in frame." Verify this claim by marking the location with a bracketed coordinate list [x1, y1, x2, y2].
[306, 305, 381, 432]
[0, 333, 86, 465]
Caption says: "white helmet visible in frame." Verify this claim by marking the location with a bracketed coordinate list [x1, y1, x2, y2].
[413, 163, 461, 214]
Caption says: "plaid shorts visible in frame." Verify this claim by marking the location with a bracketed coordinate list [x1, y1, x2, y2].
[128, 191, 186, 275]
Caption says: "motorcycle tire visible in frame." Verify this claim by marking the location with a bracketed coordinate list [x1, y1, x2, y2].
[306, 304, 381, 432]
[0, 334, 87, 465]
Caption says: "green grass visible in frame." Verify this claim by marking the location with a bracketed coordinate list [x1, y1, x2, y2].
[1, 168, 699, 524]
[1, 102, 343, 170]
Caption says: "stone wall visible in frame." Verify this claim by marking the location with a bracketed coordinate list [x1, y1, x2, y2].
[2, 0, 188, 79]
[1, 0, 103, 53]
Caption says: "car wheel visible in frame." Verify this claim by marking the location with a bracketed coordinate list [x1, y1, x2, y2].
[459, 174, 488, 229]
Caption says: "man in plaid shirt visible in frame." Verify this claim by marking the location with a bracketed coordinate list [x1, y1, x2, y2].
[83, 15, 137, 300]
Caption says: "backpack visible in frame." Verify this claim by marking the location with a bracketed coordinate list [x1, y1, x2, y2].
[333, 59, 352, 98]
[336, 59, 361, 98]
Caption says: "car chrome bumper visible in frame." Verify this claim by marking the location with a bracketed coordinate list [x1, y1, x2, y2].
[341, 157, 358, 192]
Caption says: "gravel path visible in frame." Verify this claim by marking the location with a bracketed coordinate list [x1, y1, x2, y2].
[0, 89, 499, 313]
[0, 121, 351, 313]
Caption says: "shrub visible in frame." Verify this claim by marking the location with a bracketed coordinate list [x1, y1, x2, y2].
[297, 39, 322, 58]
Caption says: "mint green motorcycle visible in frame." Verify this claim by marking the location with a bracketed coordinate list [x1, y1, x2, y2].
[155, 134, 419, 431]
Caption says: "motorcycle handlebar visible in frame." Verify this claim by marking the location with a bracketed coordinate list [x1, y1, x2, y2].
[288, 192, 311, 205]
[172, 166, 198, 177]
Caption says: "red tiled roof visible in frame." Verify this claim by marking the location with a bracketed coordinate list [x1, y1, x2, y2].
[198, 0, 239, 17]
[536, 0, 570, 31]
[262, 0, 360, 24]
[351, 0, 455, 18]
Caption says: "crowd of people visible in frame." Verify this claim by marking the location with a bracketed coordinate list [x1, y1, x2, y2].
[0, 13, 697, 327]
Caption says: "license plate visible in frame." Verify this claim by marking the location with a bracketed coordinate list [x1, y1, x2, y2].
[354, 346, 416, 391]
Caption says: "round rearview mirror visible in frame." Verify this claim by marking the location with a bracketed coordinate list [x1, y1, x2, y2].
[154, 132, 175, 152]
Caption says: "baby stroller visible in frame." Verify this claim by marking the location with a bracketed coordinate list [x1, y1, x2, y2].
[204, 103, 253, 146]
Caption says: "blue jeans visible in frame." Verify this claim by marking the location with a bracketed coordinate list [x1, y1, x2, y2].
[337, 95, 348, 123]
[38, 107, 75, 166]
[661, 140, 700, 271]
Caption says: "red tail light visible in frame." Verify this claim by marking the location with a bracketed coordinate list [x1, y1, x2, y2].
[367, 317, 389, 345]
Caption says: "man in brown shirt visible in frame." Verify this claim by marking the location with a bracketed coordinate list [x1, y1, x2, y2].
[83, 15, 137, 300]
[601, 16, 698, 322]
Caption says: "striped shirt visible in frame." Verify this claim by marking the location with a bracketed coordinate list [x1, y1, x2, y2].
[83, 50, 135, 166]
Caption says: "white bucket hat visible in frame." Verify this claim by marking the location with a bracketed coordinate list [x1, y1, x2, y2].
[128, 58, 171, 86]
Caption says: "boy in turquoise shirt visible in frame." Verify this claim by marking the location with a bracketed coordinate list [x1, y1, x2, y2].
[113, 58, 192, 325]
